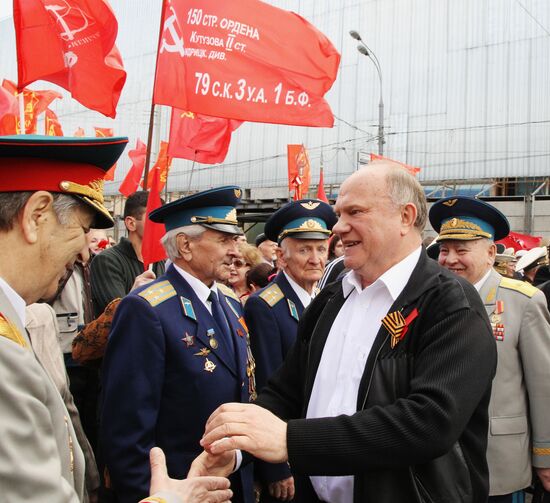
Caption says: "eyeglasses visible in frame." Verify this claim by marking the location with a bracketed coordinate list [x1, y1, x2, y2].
[232, 259, 250, 268]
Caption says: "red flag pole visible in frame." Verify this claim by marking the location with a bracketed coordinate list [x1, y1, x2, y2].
[144, 0, 167, 190]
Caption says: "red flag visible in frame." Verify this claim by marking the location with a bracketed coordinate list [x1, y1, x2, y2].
[497, 231, 542, 252]
[153, 0, 339, 127]
[288, 144, 311, 200]
[2, 79, 62, 134]
[45, 108, 64, 136]
[119, 138, 147, 197]
[0, 86, 19, 117]
[95, 127, 116, 179]
[74, 127, 85, 137]
[144, 141, 173, 192]
[168, 109, 242, 164]
[94, 127, 114, 138]
[370, 153, 421, 176]
[141, 167, 167, 270]
[14, 0, 126, 118]
[316, 168, 329, 203]
[0, 87, 19, 136]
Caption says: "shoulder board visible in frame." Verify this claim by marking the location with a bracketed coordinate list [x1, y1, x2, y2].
[138, 280, 176, 306]
[0, 313, 27, 348]
[259, 284, 284, 307]
[499, 277, 538, 298]
[217, 283, 239, 302]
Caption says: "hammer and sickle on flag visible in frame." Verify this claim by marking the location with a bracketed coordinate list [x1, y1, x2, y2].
[160, 5, 185, 57]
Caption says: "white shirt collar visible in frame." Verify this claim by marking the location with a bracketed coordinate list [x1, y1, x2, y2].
[283, 271, 313, 308]
[172, 264, 218, 306]
[342, 246, 422, 301]
[0, 276, 26, 327]
[474, 268, 492, 292]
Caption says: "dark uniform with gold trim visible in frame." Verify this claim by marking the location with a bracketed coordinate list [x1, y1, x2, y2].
[100, 187, 255, 503]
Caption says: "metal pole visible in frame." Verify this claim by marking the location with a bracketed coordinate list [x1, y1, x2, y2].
[351, 32, 384, 156]
[378, 98, 384, 156]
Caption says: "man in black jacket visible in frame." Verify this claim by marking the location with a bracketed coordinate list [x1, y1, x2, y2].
[195, 161, 497, 503]
[90, 190, 165, 317]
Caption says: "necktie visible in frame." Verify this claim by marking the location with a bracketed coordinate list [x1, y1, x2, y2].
[208, 291, 235, 354]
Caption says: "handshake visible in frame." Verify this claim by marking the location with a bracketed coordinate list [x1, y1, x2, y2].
[149, 403, 289, 503]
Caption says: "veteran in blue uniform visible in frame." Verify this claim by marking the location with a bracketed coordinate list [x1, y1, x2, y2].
[244, 199, 336, 501]
[431, 196, 550, 501]
[100, 187, 255, 503]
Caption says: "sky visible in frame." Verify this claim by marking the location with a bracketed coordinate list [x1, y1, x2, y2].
[0, 4, 12, 20]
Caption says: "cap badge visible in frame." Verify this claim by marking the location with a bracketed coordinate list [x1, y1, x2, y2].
[301, 201, 320, 211]
[443, 199, 458, 207]
[299, 219, 323, 231]
[234, 189, 242, 198]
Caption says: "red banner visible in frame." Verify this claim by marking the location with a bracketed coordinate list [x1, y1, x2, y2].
[119, 138, 147, 197]
[2, 79, 62, 134]
[316, 168, 329, 203]
[153, 0, 339, 127]
[142, 166, 167, 270]
[287, 144, 311, 200]
[370, 153, 421, 176]
[0, 86, 19, 118]
[168, 109, 241, 164]
[497, 231, 541, 252]
[14, 0, 126, 118]
[144, 141, 173, 192]
[0, 87, 19, 135]
[45, 108, 64, 136]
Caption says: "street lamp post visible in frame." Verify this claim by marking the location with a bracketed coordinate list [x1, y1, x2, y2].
[349, 30, 385, 156]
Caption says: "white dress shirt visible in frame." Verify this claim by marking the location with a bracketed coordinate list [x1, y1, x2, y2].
[307, 247, 422, 503]
[0, 276, 26, 328]
[172, 264, 220, 314]
[284, 271, 313, 308]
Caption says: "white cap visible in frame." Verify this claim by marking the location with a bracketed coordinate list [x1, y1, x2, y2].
[515, 247, 547, 273]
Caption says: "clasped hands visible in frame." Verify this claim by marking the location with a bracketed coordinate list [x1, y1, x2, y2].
[189, 402, 288, 476]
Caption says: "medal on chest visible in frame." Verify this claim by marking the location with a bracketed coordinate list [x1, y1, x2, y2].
[491, 300, 505, 341]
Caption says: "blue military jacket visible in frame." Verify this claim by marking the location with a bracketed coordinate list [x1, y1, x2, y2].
[100, 265, 254, 503]
[244, 271, 305, 484]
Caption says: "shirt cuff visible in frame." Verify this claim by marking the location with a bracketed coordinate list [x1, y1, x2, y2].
[233, 450, 243, 472]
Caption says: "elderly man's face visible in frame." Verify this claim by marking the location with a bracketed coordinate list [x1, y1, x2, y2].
[438, 239, 495, 284]
[187, 228, 239, 285]
[277, 238, 328, 289]
[333, 170, 405, 285]
[258, 239, 277, 262]
[39, 203, 93, 301]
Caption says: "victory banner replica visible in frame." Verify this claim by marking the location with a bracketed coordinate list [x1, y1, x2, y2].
[153, 0, 340, 127]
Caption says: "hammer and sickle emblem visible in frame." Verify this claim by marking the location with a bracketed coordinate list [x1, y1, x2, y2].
[160, 5, 185, 57]
[44, 0, 93, 42]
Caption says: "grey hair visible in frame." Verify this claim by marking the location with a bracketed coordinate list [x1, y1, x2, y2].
[381, 163, 427, 231]
[0, 192, 85, 231]
[160, 224, 206, 261]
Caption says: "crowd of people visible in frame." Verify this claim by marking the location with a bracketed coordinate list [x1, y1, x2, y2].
[1, 135, 550, 503]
